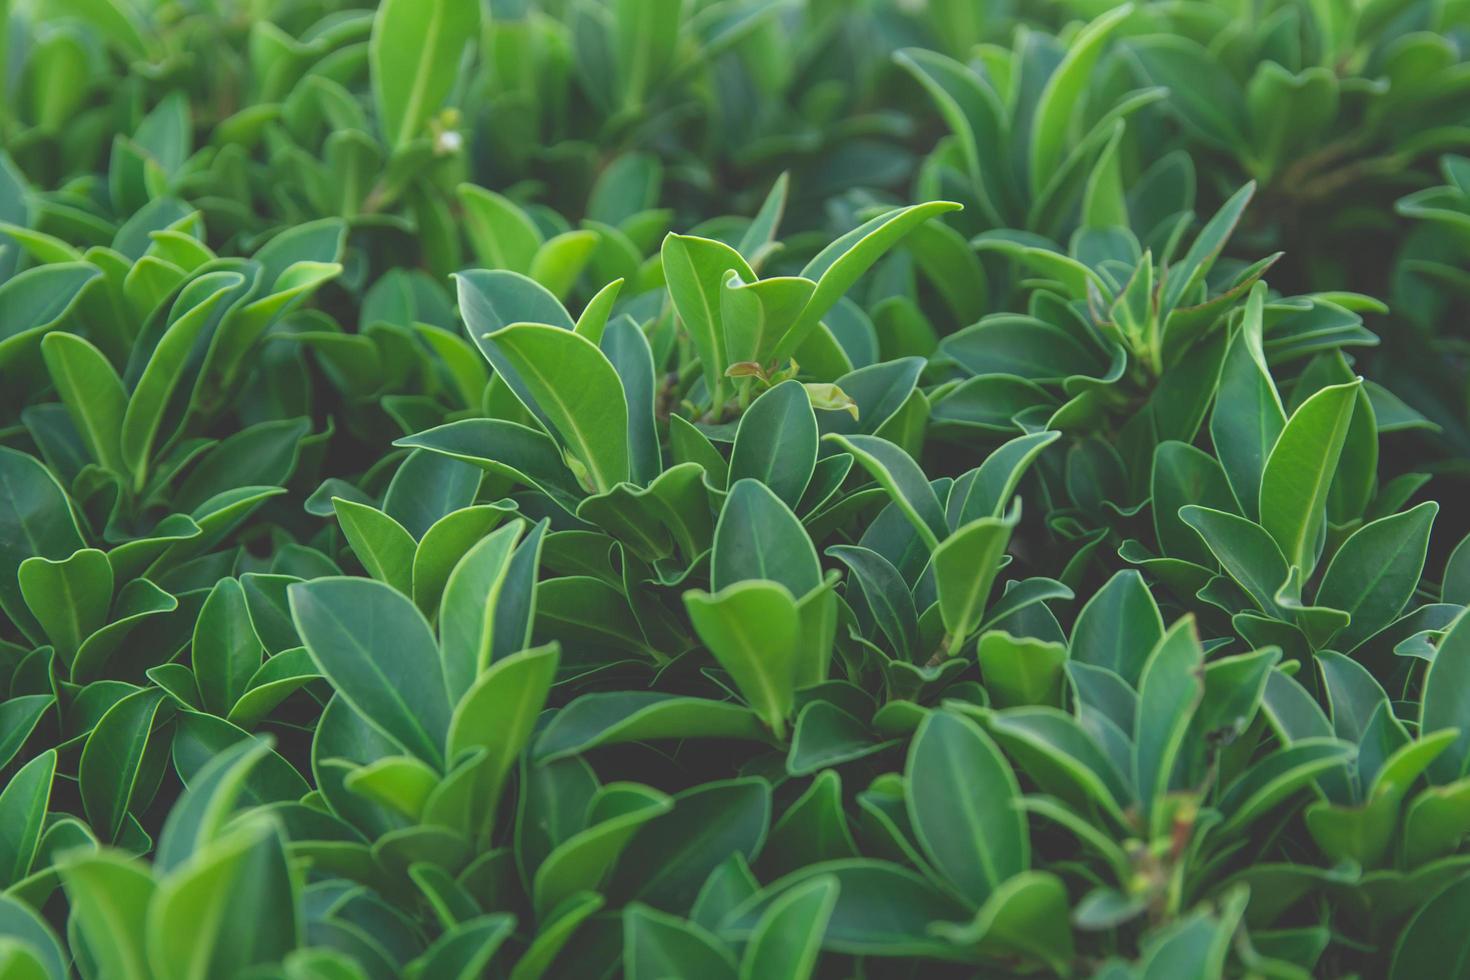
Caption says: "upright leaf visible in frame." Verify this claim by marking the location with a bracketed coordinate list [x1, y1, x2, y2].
[1259, 379, 1360, 572]
[370, 0, 479, 148]
[486, 323, 630, 493]
[290, 578, 452, 768]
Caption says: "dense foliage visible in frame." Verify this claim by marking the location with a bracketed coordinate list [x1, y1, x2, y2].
[3, 0, 1470, 976]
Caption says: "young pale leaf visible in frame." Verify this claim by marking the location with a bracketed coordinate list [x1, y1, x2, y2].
[438, 520, 526, 702]
[977, 632, 1068, 708]
[332, 498, 417, 596]
[721, 273, 816, 368]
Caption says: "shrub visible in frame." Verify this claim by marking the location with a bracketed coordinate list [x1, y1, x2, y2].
[2, 1, 1470, 977]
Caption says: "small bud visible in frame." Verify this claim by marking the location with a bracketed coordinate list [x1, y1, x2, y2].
[725, 361, 766, 379]
[804, 383, 859, 420]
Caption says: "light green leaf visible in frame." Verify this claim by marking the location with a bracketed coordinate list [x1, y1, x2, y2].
[486, 322, 630, 493]
[1259, 379, 1361, 572]
[370, 0, 479, 148]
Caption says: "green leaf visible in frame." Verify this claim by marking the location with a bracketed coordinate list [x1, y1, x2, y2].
[41, 332, 128, 473]
[290, 577, 452, 768]
[1151, 440, 1239, 567]
[1179, 506, 1289, 616]
[977, 631, 1068, 708]
[906, 708, 1027, 906]
[722, 859, 968, 958]
[0, 262, 101, 369]
[778, 202, 962, 361]
[729, 381, 817, 508]
[661, 233, 755, 406]
[529, 230, 599, 300]
[18, 548, 112, 661]
[120, 271, 244, 490]
[0, 447, 86, 641]
[827, 545, 918, 662]
[192, 577, 261, 717]
[1070, 569, 1164, 686]
[446, 642, 559, 837]
[1259, 379, 1361, 573]
[382, 449, 483, 540]
[929, 871, 1075, 974]
[1133, 618, 1205, 833]
[58, 850, 156, 980]
[712, 479, 821, 596]
[612, 0, 684, 110]
[486, 322, 630, 493]
[1210, 283, 1284, 520]
[721, 273, 816, 368]
[332, 498, 417, 596]
[0, 750, 55, 888]
[1316, 502, 1438, 652]
[344, 754, 440, 821]
[146, 814, 298, 980]
[534, 783, 671, 919]
[933, 510, 1017, 654]
[988, 709, 1133, 823]
[458, 184, 541, 273]
[1390, 873, 1470, 979]
[1422, 609, 1470, 785]
[534, 693, 769, 760]
[438, 520, 525, 702]
[1161, 181, 1257, 313]
[0, 893, 65, 980]
[685, 581, 802, 738]
[79, 688, 167, 843]
[824, 433, 947, 549]
[1030, 5, 1134, 197]
[737, 874, 838, 980]
[624, 904, 736, 980]
[409, 915, 515, 980]
[574, 278, 624, 344]
[950, 430, 1060, 525]
[411, 503, 518, 616]
[370, 0, 479, 148]
[0, 697, 55, 772]
[607, 778, 771, 911]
